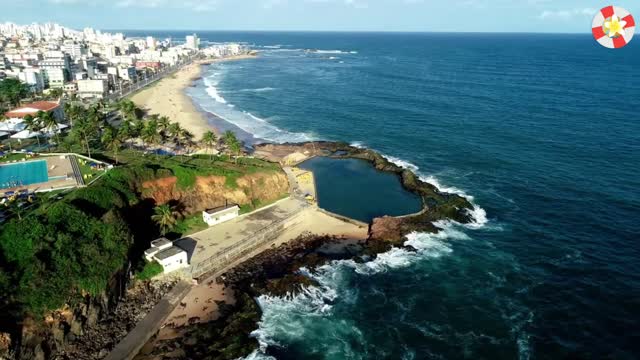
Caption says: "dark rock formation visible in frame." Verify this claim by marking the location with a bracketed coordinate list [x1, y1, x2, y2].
[17, 277, 177, 360]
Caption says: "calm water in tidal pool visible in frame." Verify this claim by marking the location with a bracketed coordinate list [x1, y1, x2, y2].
[298, 156, 422, 223]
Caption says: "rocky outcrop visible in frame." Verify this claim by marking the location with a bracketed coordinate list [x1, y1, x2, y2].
[255, 141, 474, 240]
[145, 234, 362, 360]
[18, 277, 177, 360]
[141, 172, 289, 214]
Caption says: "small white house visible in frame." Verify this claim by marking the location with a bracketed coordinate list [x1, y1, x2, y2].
[202, 204, 240, 227]
[154, 247, 188, 273]
[144, 237, 188, 273]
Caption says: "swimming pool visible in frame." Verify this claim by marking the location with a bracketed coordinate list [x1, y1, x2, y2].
[0, 160, 49, 189]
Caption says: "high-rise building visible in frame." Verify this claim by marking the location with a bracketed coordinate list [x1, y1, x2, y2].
[185, 34, 199, 50]
[146, 36, 156, 50]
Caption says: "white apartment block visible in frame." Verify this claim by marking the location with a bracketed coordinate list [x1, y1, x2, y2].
[77, 79, 107, 99]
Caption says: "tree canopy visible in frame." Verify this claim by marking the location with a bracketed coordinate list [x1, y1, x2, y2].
[0, 78, 30, 107]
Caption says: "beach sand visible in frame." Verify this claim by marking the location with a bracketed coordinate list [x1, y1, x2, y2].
[129, 55, 257, 138]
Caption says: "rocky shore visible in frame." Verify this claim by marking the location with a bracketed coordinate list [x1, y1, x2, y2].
[141, 141, 476, 359]
[16, 277, 178, 360]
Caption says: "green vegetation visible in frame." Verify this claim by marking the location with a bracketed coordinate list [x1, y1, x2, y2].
[0, 153, 28, 163]
[152, 204, 182, 235]
[77, 157, 106, 182]
[174, 213, 208, 236]
[0, 201, 131, 316]
[136, 261, 164, 281]
[0, 93, 286, 327]
[0, 78, 30, 107]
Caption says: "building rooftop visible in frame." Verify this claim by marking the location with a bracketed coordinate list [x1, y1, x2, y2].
[4, 101, 59, 118]
[154, 246, 186, 261]
[205, 203, 240, 215]
[150, 237, 171, 248]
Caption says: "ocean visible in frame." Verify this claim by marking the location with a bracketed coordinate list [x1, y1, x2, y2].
[127, 31, 640, 359]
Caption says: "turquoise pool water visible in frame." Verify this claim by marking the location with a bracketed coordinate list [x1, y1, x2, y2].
[0, 160, 49, 189]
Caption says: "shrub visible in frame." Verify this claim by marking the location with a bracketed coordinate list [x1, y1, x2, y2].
[136, 261, 164, 281]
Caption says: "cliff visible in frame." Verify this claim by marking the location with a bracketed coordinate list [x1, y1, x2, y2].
[141, 171, 289, 214]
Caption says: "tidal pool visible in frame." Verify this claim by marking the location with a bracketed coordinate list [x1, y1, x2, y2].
[298, 157, 422, 223]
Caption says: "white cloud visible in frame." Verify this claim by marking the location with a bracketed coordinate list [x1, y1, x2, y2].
[114, 0, 219, 11]
[539, 7, 596, 20]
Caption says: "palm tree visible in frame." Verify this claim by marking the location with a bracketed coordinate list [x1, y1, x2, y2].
[101, 126, 123, 164]
[23, 115, 42, 148]
[117, 99, 138, 120]
[157, 116, 171, 139]
[228, 139, 241, 164]
[141, 119, 161, 156]
[223, 131, 242, 163]
[222, 130, 238, 147]
[151, 204, 181, 236]
[72, 115, 99, 158]
[37, 110, 60, 149]
[180, 129, 194, 155]
[201, 131, 217, 160]
[167, 122, 182, 149]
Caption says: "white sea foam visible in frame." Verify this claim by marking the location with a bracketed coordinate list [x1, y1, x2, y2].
[198, 68, 314, 143]
[238, 87, 277, 93]
[380, 153, 420, 172]
[202, 75, 228, 104]
[313, 49, 357, 54]
[205, 86, 227, 104]
[249, 223, 472, 355]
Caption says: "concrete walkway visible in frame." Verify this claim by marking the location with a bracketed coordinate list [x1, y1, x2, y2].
[104, 281, 192, 360]
[179, 197, 309, 273]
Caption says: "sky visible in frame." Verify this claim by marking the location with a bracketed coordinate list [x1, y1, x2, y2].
[0, 0, 638, 33]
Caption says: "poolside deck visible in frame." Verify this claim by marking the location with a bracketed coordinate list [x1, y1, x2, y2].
[0, 154, 107, 196]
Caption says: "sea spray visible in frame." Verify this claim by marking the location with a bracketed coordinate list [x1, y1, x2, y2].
[250, 223, 477, 356]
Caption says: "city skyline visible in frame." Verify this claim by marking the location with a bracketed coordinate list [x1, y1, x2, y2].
[1, 0, 638, 33]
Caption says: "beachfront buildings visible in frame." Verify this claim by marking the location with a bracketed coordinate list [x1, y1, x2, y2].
[203, 204, 240, 227]
[1, 22, 252, 100]
[77, 79, 108, 99]
[144, 238, 189, 274]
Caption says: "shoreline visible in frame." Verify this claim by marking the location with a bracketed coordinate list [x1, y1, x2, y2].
[129, 54, 257, 138]
[135, 142, 476, 359]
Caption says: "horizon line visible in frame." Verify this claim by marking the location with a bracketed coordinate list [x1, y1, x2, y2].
[104, 29, 594, 35]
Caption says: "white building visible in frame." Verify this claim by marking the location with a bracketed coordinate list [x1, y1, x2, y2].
[202, 204, 240, 227]
[77, 79, 107, 99]
[144, 238, 188, 274]
[17, 68, 44, 92]
[62, 41, 87, 58]
[118, 66, 136, 82]
[43, 67, 66, 88]
[185, 34, 199, 50]
[146, 36, 156, 50]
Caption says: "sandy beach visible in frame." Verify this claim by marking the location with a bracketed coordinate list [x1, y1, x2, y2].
[129, 55, 257, 138]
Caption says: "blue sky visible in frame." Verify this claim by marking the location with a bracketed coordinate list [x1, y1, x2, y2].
[1, 0, 639, 32]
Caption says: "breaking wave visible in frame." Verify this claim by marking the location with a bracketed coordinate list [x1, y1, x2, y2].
[238, 87, 277, 93]
[351, 144, 488, 228]
[312, 50, 358, 54]
[198, 70, 314, 143]
[249, 223, 476, 357]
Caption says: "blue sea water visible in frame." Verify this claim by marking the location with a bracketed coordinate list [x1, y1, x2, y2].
[133, 31, 640, 359]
